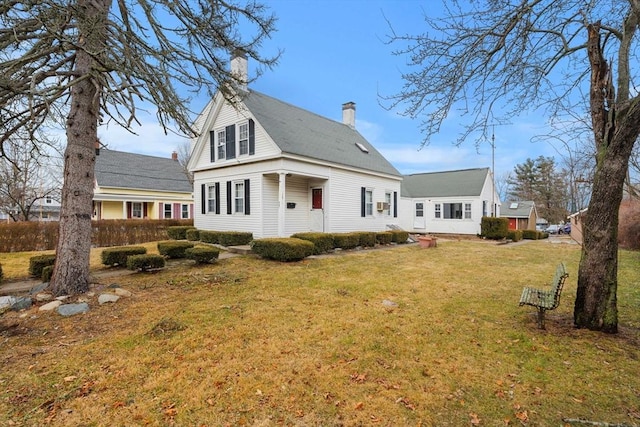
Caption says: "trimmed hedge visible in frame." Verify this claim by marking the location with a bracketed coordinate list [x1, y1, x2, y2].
[186, 229, 200, 241]
[252, 238, 314, 262]
[507, 230, 523, 242]
[218, 231, 253, 246]
[354, 231, 377, 248]
[332, 233, 360, 250]
[522, 229, 548, 240]
[185, 246, 220, 264]
[101, 246, 147, 266]
[166, 226, 197, 240]
[199, 230, 221, 244]
[29, 254, 56, 278]
[376, 231, 393, 245]
[126, 254, 166, 271]
[42, 265, 54, 282]
[290, 232, 334, 254]
[481, 217, 509, 240]
[157, 240, 195, 259]
[389, 230, 409, 244]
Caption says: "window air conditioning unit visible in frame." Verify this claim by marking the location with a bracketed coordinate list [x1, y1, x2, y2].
[376, 202, 389, 211]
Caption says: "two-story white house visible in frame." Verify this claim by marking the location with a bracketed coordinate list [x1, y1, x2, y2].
[188, 54, 402, 238]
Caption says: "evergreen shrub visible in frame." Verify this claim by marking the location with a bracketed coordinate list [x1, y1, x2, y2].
[166, 226, 197, 240]
[290, 232, 334, 254]
[185, 246, 220, 264]
[199, 230, 221, 244]
[354, 231, 377, 248]
[126, 254, 166, 271]
[481, 217, 509, 240]
[332, 233, 360, 250]
[389, 230, 409, 244]
[29, 254, 56, 278]
[42, 265, 54, 282]
[376, 232, 393, 245]
[101, 246, 147, 266]
[218, 231, 253, 246]
[251, 238, 314, 262]
[157, 240, 194, 259]
[507, 230, 523, 242]
[186, 229, 200, 241]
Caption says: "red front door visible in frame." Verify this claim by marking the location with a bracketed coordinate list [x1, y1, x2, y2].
[312, 188, 323, 209]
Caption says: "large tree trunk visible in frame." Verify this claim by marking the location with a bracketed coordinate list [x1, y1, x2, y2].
[574, 23, 640, 332]
[49, 0, 111, 296]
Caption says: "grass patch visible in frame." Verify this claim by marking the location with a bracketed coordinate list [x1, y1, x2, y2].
[1, 240, 639, 426]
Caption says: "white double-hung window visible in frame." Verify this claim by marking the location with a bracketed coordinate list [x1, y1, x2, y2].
[238, 122, 249, 156]
[217, 128, 226, 160]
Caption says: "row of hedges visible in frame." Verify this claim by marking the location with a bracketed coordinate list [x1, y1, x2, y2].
[0, 219, 193, 253]
[481, 217, 549, 241]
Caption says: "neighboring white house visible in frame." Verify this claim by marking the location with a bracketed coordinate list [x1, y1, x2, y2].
[398, 168, 501, 235]
[188, 54, 402, 238]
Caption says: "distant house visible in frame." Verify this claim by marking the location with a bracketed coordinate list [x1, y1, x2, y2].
[188, 54, 402, 238]
[398, 168, 500, 235]
[568, 208, 587, 244]
[93, 149, 194, 220]
[501, 200, 538, 231]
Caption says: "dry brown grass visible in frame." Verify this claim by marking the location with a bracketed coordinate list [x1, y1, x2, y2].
[1, 239, 640, 426]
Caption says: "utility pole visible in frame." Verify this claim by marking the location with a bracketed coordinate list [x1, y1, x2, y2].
[491, 128, 496, 217]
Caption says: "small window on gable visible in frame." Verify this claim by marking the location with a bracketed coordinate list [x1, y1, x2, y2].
[217, 128, 226, 160]
[238, 122, 249, 156]
[355, 142, 369, 153]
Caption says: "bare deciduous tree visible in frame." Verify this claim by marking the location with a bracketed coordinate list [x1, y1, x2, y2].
[0, 132, 62, 221]
[1, 0, 279, 295]
[384, 1, 640, 332]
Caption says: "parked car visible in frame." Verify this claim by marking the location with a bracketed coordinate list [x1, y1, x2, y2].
[561, 223, 571, 234]
[544, 224, 561, 234]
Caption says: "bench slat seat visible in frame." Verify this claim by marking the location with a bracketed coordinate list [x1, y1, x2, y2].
[519, 263, 568, 329]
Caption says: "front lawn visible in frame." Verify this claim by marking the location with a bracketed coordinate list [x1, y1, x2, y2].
[1, 240, 639, 426]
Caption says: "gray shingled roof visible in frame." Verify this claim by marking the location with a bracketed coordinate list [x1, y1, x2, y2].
[401, 168, 490, 198]
[242, 90, 401, 177]
[95, 149, 192, 193]
[501, 200, 535, 218]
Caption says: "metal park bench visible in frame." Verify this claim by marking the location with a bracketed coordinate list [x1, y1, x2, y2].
[519, 263, 569, 329]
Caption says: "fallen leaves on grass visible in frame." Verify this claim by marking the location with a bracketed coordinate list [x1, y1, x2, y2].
[147, 317, 186, 338]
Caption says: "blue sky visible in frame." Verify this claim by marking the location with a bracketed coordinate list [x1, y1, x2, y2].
[100, 0, 557, 177]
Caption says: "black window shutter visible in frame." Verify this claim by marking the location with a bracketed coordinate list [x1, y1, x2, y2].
[209, 131, 216, 162]
[225, 124, 236, 159]
[248, 119, 255, 155]
[244, 179, 250, 215]
[393, 191, 398, 218]
[226, 181, 232, 214]
[215, 183, 220, 215]
[201, 184, 206, 214]
[361, 187, 366, 217]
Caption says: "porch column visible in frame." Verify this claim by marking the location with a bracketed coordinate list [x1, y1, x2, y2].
[278, 172, 286, 237]
[122, 201, 127, 219]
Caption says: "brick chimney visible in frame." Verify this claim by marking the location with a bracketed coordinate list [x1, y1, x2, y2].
[171, 151, 178, 161]
[342, 102, 356, 129]
[230, 49, 248, 92]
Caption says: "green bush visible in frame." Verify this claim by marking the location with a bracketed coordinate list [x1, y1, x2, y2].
[126, 254, 166, 272]
[199, 230, 221, 244]
[185, 246, 220, 264]
[290, 232, 334, 254]
[186, 229, 200, 241]
[389, 230, 410, 244]
[507, 230, 523, 242]
[353, 231, 377, 248]
[332, 233, 360, 250]
[376, 231, 393, 245]
[157, 240, 195, 259]
[28, 254, 56, 278]
[42, 265, 54, 282]
[166, 225, 197, 240]
[251, 238, 315, 262]
[522, 229, 548, 240]
[218, 231, 253, 246]
[101, 246, 147, 266]
[481, 217, 509, 240]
